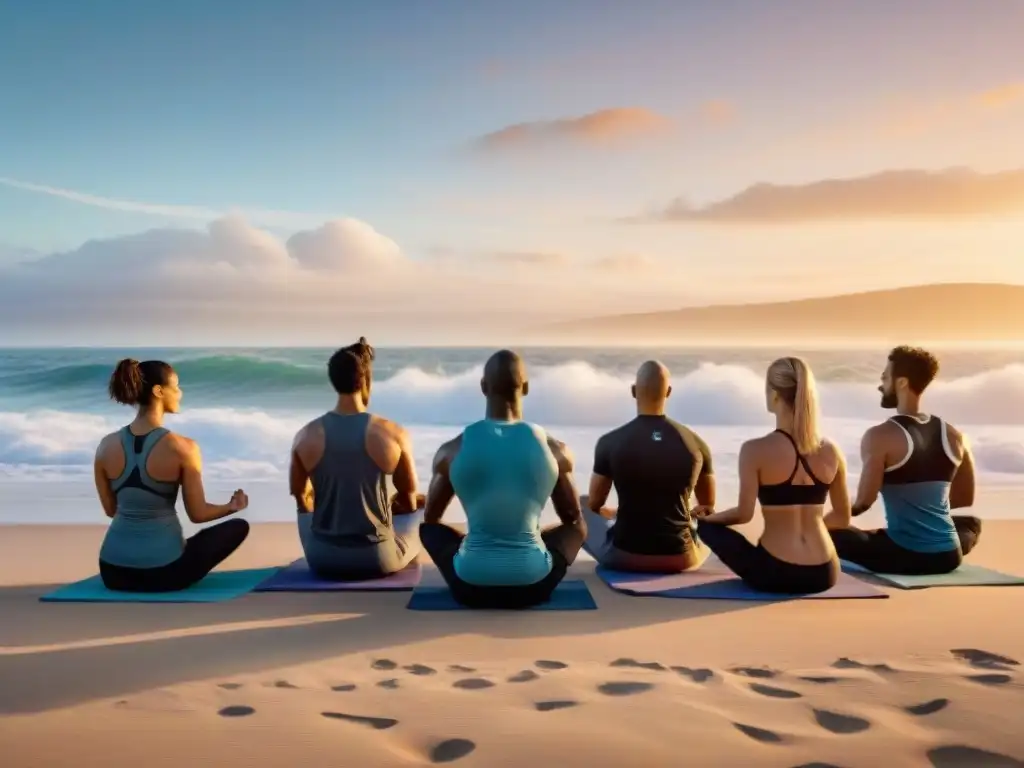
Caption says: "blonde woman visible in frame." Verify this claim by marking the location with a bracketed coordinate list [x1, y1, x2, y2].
[694, 357, 852, 594]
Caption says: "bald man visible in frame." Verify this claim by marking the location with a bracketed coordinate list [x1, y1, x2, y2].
[582, 360, 715, 572]
[420, 350, 587, 609]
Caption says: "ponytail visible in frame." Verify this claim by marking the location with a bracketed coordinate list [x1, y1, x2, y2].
[108, 358, 143, 405]
[790, 357, 821, 454]
[766, 356, 821, 454]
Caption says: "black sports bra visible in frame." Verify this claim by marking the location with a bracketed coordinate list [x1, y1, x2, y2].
[756, 430, 830, 507]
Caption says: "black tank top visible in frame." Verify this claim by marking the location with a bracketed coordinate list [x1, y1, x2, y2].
[882, 414, 958, 485]
[756, 430, 830, 507]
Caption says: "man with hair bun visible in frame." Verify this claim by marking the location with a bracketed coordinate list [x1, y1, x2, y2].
[830, 346, 983, 575]
[289, 337, 426, 579]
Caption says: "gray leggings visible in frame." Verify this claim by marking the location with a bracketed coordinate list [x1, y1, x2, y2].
[297, 510, 424, 579]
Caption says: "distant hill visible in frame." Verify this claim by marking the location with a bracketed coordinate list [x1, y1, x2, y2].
[536, 283, 1024, 345]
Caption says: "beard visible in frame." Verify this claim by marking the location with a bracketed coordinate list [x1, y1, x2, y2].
[879, 387, 898, 409]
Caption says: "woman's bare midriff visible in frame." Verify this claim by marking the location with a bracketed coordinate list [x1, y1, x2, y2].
[758, 506, 837, 566]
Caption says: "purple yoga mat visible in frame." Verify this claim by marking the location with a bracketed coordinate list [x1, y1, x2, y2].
[596, 556, 887, 600]
[255, 559, 423, 591]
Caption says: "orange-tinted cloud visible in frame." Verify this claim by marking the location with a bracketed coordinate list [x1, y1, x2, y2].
[650, 167, 1024, 224]
[973, 82, 1024, 110]
[473, 107, 673, 151]
[699, 99, 737, 124]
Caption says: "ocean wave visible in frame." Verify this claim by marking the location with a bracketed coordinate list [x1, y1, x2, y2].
[2, 361, 1024, 478]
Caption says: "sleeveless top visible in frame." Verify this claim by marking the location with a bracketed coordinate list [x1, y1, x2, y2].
[310, 412, 392, 545]
[881, 414, 959, 553]
[756, 430, 831, 507]
[99, 427, 184, 568]
[452, 419, 559, 586]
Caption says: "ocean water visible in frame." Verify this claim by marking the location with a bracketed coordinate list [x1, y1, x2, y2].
[2, 346, 1024, 525]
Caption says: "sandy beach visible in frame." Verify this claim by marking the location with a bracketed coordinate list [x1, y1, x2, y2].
[1, 488, 1023, 768]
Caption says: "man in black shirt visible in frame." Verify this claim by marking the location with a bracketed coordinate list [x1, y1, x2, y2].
[582, 360, 715, 572]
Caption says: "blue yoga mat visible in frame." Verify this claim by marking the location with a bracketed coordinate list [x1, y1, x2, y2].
[255, 559, 422, 591]
[596, 557, 887, 601]
[407, 579, 598, 611]
[39, 568, 278, 603]
[842, 560, 1024, 589]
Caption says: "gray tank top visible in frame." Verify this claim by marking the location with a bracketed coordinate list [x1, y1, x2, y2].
[310, 412, 391, 545]
[99, 427, 184, 568]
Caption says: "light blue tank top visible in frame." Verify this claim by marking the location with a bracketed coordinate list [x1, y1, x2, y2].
[451, 419, 559, 586]
[99, 427, 185, 568]
[882, 482, 959, 553]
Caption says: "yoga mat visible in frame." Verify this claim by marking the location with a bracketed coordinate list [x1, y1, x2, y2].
[596, 557, 887, 601]
[255, 559, 422, 591]
[39, 568, 278, 603]
[842, 560, 1024, 589]
[407, 579, 598, 611]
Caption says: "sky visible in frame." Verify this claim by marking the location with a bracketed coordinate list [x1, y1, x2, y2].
[1, 0, 1024, 345]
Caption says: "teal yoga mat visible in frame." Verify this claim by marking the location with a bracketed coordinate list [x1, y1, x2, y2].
[39, 568, 278, 603]
[842, 560, 1024, 589]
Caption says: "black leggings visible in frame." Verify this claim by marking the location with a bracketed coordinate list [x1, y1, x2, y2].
[830, 516, 981, 576]
[99, 518, 250, 592]
[419, 522, 584, 609]
[697, 521, 839, 595]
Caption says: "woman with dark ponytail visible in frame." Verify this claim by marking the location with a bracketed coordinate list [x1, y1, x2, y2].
[94, 358, 251, 592]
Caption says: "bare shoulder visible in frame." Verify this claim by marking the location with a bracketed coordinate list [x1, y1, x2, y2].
[94, 430, 122, 459]
[371, 414, 409, 444]
[942, 419, 967, 445]
[432, 432, 463, 472]
[545, 432, 574, 471]
[165, 431, 198, 457]
[293, 417, 324, 448]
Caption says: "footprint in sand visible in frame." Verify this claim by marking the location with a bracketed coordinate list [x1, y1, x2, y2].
[331, 684, 357, 692]
[377, 679, 400, 690]
[927, 745, 1024, 768]
[535, 660, 569, 670]
[321, 711, 398, 730]
[749, 683, 803, 700]
[904, 698, 950, 716]
[951, 649, 1020, 671]
[832, 657, 893, 674]
[791, 763, 845, 768]
[597, 681, 654, 697]
[448, 664, 476, 674]
[966, 673, 1013, 686]
[508, 670, 540, 683]
[672, 666, 714, 683]
[405, 664, 437, 676]
[219, 705, 255, 717]
[731, 666, 780, 679]
[534, 700, 579, 712]
[430, 738, 476, 763]
[453, 678, 495, 691]
[733, 722, 783, 744]
[800, 676, 840, 684]
[372, 659, 399, 671]
[217, 683, 243, 690]
[272, 680, 299, 689]
[610, 658, 667, 671]
[813, 709, 872, 735]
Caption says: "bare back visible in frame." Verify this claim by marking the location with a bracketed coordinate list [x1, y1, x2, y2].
[747, 432, 846, 565]
[96, 427, 188, 486]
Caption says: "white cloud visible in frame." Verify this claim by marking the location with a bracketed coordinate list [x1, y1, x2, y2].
[0, 215, 688, 345]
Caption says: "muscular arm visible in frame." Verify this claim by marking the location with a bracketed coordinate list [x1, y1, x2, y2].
[548, 436, 586, 530]
[692, 430, 717, 508]
[852, 426, 887, 516]
[390, 426, 421, 514]
[585, 434, 615, 518]
[289, 426, 314, 514]
[823, 443, 853, 530]
[949, 430, 975, 510]
[180, 440, 239, 524]
[700, 441, 757, 525]
[423, 438, 458, 525]
[93, 439, 117, 519]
